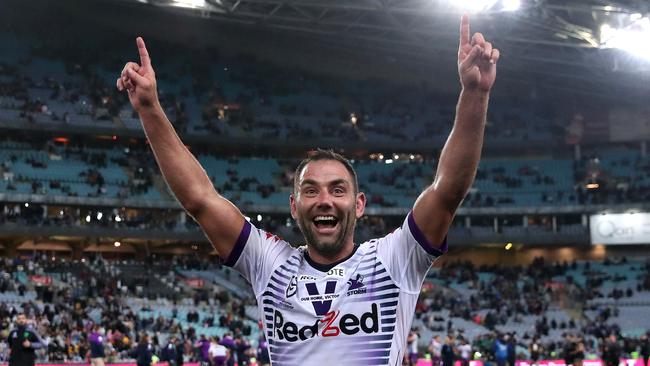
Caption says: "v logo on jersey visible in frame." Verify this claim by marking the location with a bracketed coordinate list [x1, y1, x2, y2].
[304, 281, 337, 316]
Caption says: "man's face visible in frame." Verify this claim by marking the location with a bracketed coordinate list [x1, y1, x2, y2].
[291, 160, 365, 257]
[16, 314, 26, 327]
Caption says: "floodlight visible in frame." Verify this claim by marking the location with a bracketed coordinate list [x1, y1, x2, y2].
[502, 0, 520, 11]
[171, 0, 205, 9]
[454, 0, 499, 12]
[601, 17, 650, 60]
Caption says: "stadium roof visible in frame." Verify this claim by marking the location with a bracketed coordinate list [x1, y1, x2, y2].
[102, 0, 650, 100]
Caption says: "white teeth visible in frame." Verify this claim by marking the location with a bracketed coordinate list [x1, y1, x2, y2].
[314, 216, 336, 221]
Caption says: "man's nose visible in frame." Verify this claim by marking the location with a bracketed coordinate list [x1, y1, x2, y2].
[315, 191, 334, 207]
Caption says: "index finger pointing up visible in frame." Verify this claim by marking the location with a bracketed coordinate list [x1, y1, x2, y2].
[460, 14, 470, 47]
[136, 37, 151, 69]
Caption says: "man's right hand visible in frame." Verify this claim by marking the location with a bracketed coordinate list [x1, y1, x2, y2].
[116, 37, 159, 112]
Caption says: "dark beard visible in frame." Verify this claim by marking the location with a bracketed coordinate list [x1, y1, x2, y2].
[297, 211, 356, 257]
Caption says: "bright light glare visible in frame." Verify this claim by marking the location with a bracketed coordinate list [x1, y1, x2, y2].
[172, 0, 205, 9]
[454, 0, 499, 12]
[601, 17, 650, 60]
[502, 0, 520, 11]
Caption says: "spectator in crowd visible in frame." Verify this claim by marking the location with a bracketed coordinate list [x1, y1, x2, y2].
[507, 334, 516, 366]
[442, 335, 455, 366]
[129, 333, 155, 366]
[603, 334, 621, 366]
[208, 336, 228, 366]
[641, 333, 650, 366]
[430, 335, 443, 366]
[161, 336, 178, 366]
[88, 324, 106, 366]
[196, 334, 211, 364]
[257, 336, 270, 366]
[458, 337, 472, 366]
[529, 336, 543, 365]
[7, 313, 43, 366]
[408, 329, 420, 366]
[494, 334, 509, 366]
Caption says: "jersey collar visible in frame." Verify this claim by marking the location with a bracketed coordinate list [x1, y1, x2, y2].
[304, 243, 360, 272]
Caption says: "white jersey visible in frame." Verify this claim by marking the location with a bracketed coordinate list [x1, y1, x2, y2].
[225, 212, 446, 366]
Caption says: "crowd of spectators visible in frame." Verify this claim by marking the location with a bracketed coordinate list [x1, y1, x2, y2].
[413, 257, 650, 365]
[1, 26, 565, 147]
[0, 254, 263, 365]
[3, 136, 650, 212]
[0, 252, 650, 365]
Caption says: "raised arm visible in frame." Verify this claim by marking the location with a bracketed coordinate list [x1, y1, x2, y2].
[412, 15, 500, 247]
[117, 37, 245, 259]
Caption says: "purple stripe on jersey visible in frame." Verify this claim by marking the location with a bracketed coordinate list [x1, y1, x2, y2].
[365, 283, 398, 293]
[357, 262, 379, 272]
[268, 334, 393, 346]
[365, 275, 392, 286]
[352, 334, 394, 341]
[274, 271, 292, 281]
[360, 256, 376, 264]
[349, 291, 399, 302]
[349, 350, 390, 358]
[223, 221, 252, 267]
[358, 267, 387, 278]
[280, 263, 299, 272]
[262, 299, 280, 307]
[352, 342, 392, 349]
[382, 326, 395, 332]
[269, 275, 288, 288]
[286, 258, 300, 267]
[262, 291, 285, 302]
[408, 211, 448, 256]
[267, 282, 284, 294]
[380, 309, 396, 316]
[358, 358, 390, 365]
[380, 300, 398, 307]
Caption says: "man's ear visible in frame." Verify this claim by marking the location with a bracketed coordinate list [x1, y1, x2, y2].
[290, 193, 297, 219]
[355, 192, 366, 219]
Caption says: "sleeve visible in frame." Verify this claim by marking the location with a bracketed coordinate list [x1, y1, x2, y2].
[29, 331, 44, 350]
[8, 331, 16, 349]
[375, 211, 447, 293]
[221, 220, 296, 297]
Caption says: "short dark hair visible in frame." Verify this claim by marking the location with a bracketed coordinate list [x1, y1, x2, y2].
[293, 149, 358, 194]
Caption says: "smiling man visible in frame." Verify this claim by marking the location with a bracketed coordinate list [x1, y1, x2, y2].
[117, 14, 499, 366]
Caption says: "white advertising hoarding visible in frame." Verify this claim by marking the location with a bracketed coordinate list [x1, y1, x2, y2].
[590, 213, 650, 245]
